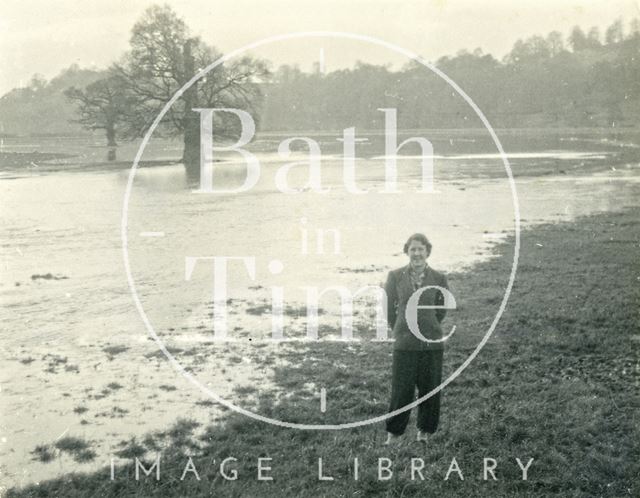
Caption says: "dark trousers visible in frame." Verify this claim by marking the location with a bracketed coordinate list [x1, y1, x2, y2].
[385, 349, 444, 435]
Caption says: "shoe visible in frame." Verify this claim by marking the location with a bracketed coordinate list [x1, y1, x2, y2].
[416, 430, 429, 443]
[384, 432, 402, 445]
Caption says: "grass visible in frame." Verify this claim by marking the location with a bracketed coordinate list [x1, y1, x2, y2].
[246, 303, 326, 317]
[95, 407, 129, 419]
[53, 437, 96, 464]
[31, 445, 55, 463]
[90, 382, 124, 400]
[195, 399, 215, 407]
[0, 152, 75, 169]
[42, 354, 68, 374]
[102, 345, 129, 360]
[9, 208, 639, 497]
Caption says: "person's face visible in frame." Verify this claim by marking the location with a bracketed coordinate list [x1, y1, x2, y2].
[407, 240, 429, 267]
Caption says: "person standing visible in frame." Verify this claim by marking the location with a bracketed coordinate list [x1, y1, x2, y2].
[384, 233, 451, 445]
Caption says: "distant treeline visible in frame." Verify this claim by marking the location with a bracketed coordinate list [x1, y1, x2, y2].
[0, 67, 102, 136]
[1, 19, 639, 136]
[260, 20, 640, 130]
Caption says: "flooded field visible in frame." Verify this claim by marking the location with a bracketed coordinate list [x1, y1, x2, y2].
[1, 129, 639, 488]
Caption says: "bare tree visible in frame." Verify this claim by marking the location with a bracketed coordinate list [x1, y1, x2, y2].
[65, 74, 131, 147]
[112, 5, 270, 181]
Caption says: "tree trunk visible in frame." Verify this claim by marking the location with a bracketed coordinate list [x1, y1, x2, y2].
[183, 120, 200, 182]
[106, 124, 117, 147]
[182, 39, 200, 184]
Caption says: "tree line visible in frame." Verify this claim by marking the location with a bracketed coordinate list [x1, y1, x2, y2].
[260, 20, 640, 131]
[1, 5, 638, 180]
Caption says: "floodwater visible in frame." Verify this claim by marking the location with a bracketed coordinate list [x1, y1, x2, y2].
[1, 131, 639, 488]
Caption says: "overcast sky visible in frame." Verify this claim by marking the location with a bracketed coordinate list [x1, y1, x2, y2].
[1, 0, 638, 95]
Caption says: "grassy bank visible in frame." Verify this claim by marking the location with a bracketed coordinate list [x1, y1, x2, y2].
[0, 151, 178, 175]
[7, 208, 639, 498]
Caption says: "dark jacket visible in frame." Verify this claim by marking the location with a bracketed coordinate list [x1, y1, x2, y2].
[385, 264, 450, 351]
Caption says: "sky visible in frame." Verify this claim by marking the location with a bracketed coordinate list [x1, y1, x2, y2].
[1, 0, 639, 95]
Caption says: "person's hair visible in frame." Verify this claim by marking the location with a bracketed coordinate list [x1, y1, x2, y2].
[403, 233, 432, 255]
